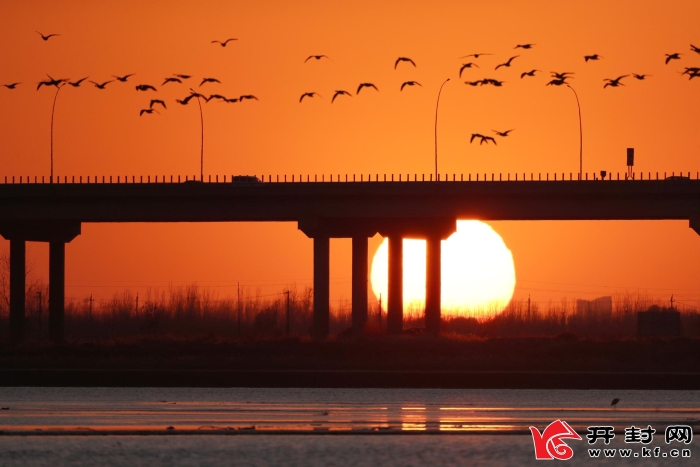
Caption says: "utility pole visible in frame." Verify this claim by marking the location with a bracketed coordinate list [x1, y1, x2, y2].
[135, 293, 139, 317]
[378, 293, 382, 324]
[285, 290, 291, 337]
[527, 294, 531, 320]
[670, 294, 675, 310]
[237, 282, 241, 337]
[89, 294, 93, 323]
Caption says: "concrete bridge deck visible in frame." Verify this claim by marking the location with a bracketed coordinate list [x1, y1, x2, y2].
[1, 175, 699, 343]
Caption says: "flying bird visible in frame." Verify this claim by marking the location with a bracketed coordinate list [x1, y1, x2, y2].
[135, 84, 157, 91]
[493, 129, 514, 137]
[394, 57, 416, 69]
[162, 77, 182, 85]
[68, 77, 89, 87]
[200, 77, 221, 86]
[357, 83, 378, 94]
[299, 92, 321, 103]
[470, 133, 497, 145]
[331, 90, 351, 103]
[225, 97, 239, 103]
[520, 69, 540, 78]
[3, 83, 21, 89]
[176, 95, 195, 105]
[691, 44, 700, 54]
[681, 66, 700, 76]
[632, 73, 650, 80]
[459, 63, 479, 77]
[89, 80, 113, 89]
[113, 74, 134, 82]
[36, 31, 59, 41]
[481, 78, 504, 86]
[205, 94, 227, 103]
[139, 108, 159, 116]
[38, 76, 67, 90]
[546, 78, 567, 86]
[212, 38, 237, 47]
[304, 55, 330, 62]
[150, 99, 166, 109]
[514, 43, 535, 49]
[495, 56, 519, 70]
[603, 75, 628, 88]
[174, 74, 192, 79]
[464, 80, 483, 86]
[584, 54, 603, 62]
[551, 71, 574, 80]
[460, 53, 493, 59]
[400, 81, 422, 91]
[611, 398, 620, 408]
[239, 95, 258, 101]
[470, 133, 485, 143]
[665, 53, 682, 64]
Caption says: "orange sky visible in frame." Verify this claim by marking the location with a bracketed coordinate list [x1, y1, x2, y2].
[1, 1, 699, 311]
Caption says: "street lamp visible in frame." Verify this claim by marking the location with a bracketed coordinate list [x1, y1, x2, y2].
[50, 82, 66, 182]
[434, 78, 450, 180]
[189, 88, 205, 181]
[566, 84, 583, 180]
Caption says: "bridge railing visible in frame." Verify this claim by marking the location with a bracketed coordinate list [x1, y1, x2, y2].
[0, 172, 697, 184]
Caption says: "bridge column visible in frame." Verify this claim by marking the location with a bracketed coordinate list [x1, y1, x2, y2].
[312, 236, 330, 340]
[9, 239, 26, 343]
[351, 236, 368, 335]
[49, 241, 66, 343]
[425, 235, 442, 336]
[387, 235, 403, 335]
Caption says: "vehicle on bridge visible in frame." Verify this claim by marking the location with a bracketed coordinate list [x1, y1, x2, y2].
[231, 175, 261, 184]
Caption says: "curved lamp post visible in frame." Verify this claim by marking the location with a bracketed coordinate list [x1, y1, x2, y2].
[189, 88, 205, 181]
[50, 82, 66, 182]
[566, 84, 583, 180]
[434, 78, 450, 180]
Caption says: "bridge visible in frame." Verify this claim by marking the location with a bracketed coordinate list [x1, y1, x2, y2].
[1, 172, 699, 342]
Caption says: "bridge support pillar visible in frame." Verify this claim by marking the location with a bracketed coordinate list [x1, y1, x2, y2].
[312, 236, 330, 340]
[351, 236, 368, 335]
[387, 235, 403, 335]
[425, 235, 442, 337]
[9, 239, 26, 344]
[49, 241, 66, 343]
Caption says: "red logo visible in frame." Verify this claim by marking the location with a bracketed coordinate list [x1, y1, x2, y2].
[530, 420, 582, 460]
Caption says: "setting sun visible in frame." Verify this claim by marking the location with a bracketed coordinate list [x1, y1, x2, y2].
[370, 221, 516, 318]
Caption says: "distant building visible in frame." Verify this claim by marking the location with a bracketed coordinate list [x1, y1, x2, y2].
[576, 296, 613, 318]
[637, 307, 681, 338]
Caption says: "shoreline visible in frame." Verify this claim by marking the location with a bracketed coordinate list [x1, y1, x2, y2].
[2, 369, 699, 389]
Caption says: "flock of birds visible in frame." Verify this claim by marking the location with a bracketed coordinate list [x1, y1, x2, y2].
[3, 33, 700, 149]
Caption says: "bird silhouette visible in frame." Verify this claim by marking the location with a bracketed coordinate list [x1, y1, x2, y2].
[305, 55, 330, 62]
[135, 84, 157, 91]
[299, 92, 321, 103]
[459, 63, 479, 77]
[68, 77, 89, 87]
[188, 89, 206, 99]
[400, 81, 422, 91]
[150, 99, 167, 109]
[546, 78, 567, 86]
[665, 53, 682, 64]
[239, 95, 258, 101]
[584, 54, 603, 62]
[611, 398, 620, 408]
[470, 133, 485, 143]
[495, 56, 519, 70]
[514, 43, 535, 49]
[212, 38, 237, 47]
[200, 77, 221, 86]
[139, 108, 159, 116]
[174, 74, 192, 80]
[89, 80, 113, 89]
[464, 80, 483, 86]
[357, 83, 378, 94]
[113, 74, 134, 82]
[493, 129, 514, 137]
[3, 83, 21, 89]
[36, 31, 59, 41]
[689, 71, 700, 80]
[460, 53, 493, 59]
[470, 133, 497, 145]
[520, 69, 540, 78]
[176, 94, 196, 105]
[331, 90, 352, 103]
[225, 97, 239, 103]
[632, 73, 650, 80]
[162, 77, 182, 86]
[205, 94, 227, 103]
[681, 66, 700, 76]
[551, 71, 574, 80]
[603, 75, 628, 88]
[38, 76, 67, 90]
[481, 78, 504, 86]
[395, 57, 416, 69]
